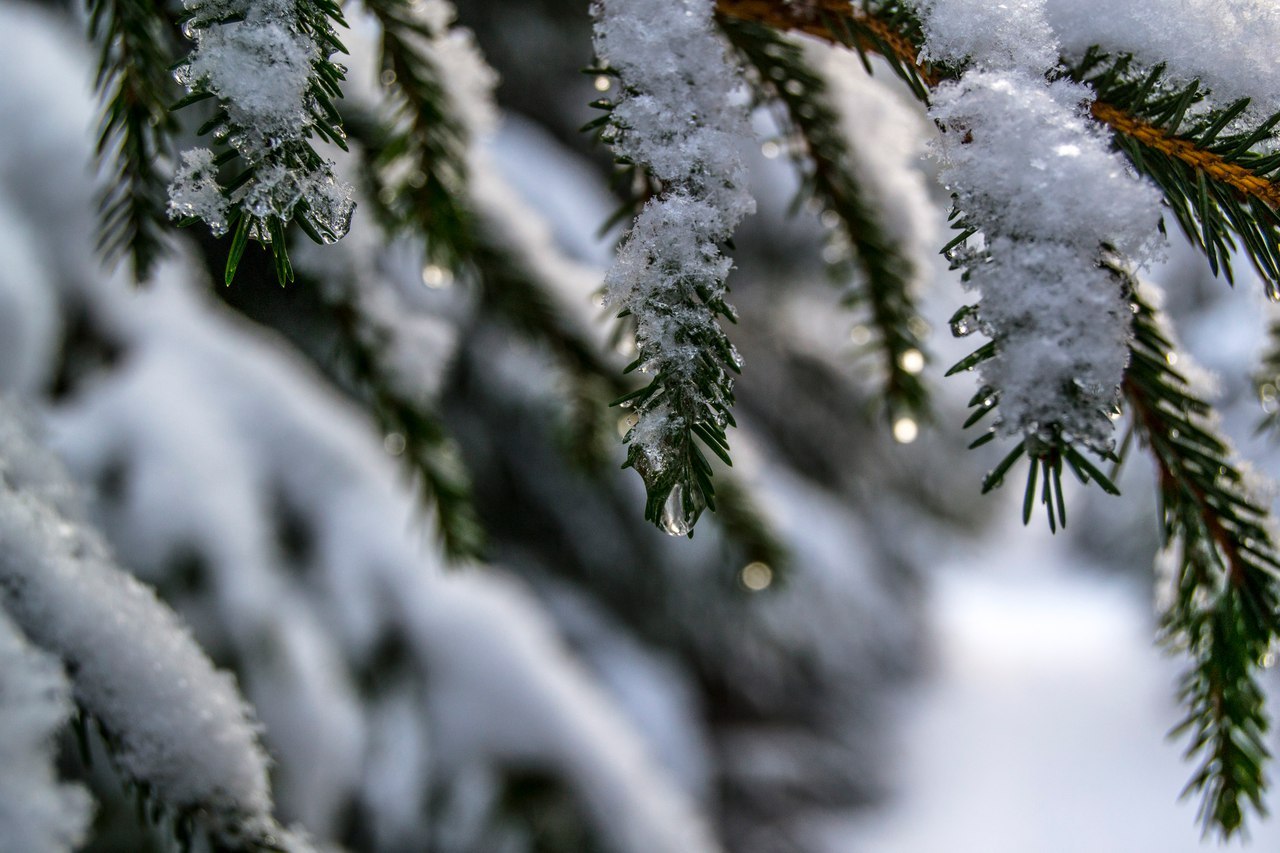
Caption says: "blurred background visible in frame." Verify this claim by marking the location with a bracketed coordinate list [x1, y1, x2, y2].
[3, 0, 1280, 849]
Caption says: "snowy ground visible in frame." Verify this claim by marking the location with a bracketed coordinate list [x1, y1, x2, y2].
[831, 518, 1280, 852]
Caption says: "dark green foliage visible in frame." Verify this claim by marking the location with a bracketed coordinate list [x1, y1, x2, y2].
[948, 336, 1121, 533]
[837, 1, 935, 99]
[360, 0, 475, 271]
[87, 0, 180, 281]
[1067, 49, 1280, 296]
[725, 18, 932, 431]
[1126, 283, 1280, 838]
[614, 318, 741, 538]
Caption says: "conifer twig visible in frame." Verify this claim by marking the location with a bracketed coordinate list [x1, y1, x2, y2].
[724, 18, 932, 429]
[1122, 279, 1280, 838]
[87, 0, 179, 281]
[714, 0, 1280, 292]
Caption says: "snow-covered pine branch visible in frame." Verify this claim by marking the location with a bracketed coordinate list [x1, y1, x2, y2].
[921, 0, 1163, 453]
[0, 400, 302, 850]
[593, 0, 756, 535]
[170, 0, 355, 282]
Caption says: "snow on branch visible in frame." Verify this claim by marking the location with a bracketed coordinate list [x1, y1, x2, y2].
[0, 401, 297, 849]
[932, 70, 1163, 449]
[0, 606, 93, 853]
[171, 0, 355, 282]
[920, 0, 1163, 451]
[592, 0, 756, 535]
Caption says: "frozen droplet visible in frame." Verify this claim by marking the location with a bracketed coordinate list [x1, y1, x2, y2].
[660, 486, 692, 537]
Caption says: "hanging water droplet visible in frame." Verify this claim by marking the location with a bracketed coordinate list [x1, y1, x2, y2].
[660, 486, 692, 537]
[950, 305, 980, 338]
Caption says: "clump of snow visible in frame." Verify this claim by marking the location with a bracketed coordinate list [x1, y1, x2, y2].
[1047, 0, 1280, 119]
[171, 0, 354, 239]
[0, 400, 275, 836]
[181, 11, 316, 144]
[918, 0, 1059, 71]
[168, 148, 231, 236]
[593, 0, 754, 471]
[930, 66, 1163, 448]
[0, 606, 92, 853]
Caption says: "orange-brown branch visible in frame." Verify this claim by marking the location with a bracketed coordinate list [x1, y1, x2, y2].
[715, 0, 1280, 211]
[716, 0, 938, 84]
[1091, 103, 1280, 208]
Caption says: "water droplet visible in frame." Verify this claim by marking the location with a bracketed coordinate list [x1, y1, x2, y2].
[380, 69, 398, 87]
[898, 348, 925, 375]
[383, 432, 406, 456]
[594, 74, 612, 92]
[740, 561, 774, 591]
[661, 486, 692, 537]
[849, 325, 871, 346]
[950, 305, 980, 338]
[421, 264, 452, 288]
[892, 417, 919, 444]
[820, 209, 840, 229]
[761, 140, 782, 159]
[1166, 351, 1179, 366]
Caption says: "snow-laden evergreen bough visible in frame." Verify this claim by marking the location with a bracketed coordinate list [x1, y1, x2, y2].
[592, 0, 757, 535]
[74, 0, 1280, 839]
[0, 400, 308, 851]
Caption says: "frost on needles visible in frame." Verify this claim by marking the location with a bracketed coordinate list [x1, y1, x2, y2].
[592, 0, 756, 534]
